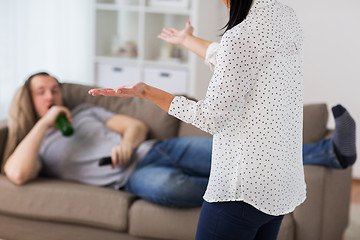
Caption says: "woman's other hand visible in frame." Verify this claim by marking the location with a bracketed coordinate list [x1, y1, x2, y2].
[158, 21, 194, 46]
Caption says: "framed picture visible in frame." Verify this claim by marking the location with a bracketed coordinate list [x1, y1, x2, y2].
[148, 0, 189, 8]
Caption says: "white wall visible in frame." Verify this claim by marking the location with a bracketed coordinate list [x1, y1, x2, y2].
[280, 0, 360, 178]
[0, 0, 93, 119]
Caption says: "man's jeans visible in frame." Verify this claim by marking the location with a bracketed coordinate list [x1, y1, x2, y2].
[124, 137, 212, 207]
[303, 138, 342, 169]
[124, 137, 340, 207]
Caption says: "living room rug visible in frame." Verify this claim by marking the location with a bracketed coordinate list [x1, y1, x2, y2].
[344, 204, 360, 240]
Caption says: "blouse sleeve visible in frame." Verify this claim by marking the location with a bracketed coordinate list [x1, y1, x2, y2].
[204, 42, 220, 72]
[169, 30, 258, 135]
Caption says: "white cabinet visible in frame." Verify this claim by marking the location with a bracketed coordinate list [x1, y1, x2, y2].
[144, 67, 187, 94]
[96, 63, 141, 88]
[93, 0, 225, 98]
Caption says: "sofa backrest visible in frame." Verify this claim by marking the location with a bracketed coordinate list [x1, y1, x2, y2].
[302, 103, 329, 144]
[61, 83, 180, 140]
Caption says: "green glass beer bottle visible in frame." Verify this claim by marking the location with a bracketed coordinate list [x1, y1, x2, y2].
[50, 104, 74, 137]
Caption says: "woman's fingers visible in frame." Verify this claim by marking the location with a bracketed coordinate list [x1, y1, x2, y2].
[158, 32, 172, 39]
[162, 28, 176, 35]
[89, 83, 146, 98]
[158, 27, 183, 44]
[168, 28, 179, 33]
[114, 86, 135, 95]
[88, 88, 117, 96]
[161, 28, 180, 36]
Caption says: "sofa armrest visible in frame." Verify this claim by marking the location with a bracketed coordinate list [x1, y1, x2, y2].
[0, 119, 8, 170]
[293, 165, 352, 240]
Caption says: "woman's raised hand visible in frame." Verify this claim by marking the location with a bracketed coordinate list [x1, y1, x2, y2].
[88, 82, 147, 98]
[158, 21, 194, 46]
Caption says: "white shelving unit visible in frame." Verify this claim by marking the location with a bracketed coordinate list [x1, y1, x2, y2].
[93, 0, 226, 97]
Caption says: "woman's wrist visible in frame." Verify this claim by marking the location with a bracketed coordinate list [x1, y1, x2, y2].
[141, 83, 151, 99]
[141, 84, 175, 112]
[182, 35, 212, 59]
[182, 33, 194, 48]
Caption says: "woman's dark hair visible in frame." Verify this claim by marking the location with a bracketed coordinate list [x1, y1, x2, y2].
[223, 0, 253, 33]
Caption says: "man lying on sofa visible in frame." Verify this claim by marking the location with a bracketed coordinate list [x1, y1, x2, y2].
[3, 72, 357, 208]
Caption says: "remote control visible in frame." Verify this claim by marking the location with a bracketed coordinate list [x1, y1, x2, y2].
[98, 156, 112, 166]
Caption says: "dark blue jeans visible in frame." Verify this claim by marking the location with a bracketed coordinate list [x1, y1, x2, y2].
[124, 137, 212, 207]
[196, 201, 284, 240]
[302, 138, 342, 168]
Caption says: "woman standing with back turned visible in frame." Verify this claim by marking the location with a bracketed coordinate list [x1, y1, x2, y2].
[89, 0, 306, 239]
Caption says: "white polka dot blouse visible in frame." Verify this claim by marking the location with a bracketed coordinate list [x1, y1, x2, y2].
[168, 0, 306, 216]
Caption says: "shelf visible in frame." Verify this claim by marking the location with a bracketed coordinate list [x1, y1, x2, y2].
[95, 56, 139, 65]
[144, 7, 191, 16]
[144, 13, 189, 62]
[96, 5, 191, 15]
[144, 60, 189, 69]
[95, 10, 139, 57]
[96, 0, 140, 5]
[96, 3, 140, 12]
[95, 56, 188, 69]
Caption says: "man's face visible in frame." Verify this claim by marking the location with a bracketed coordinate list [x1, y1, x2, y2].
[30, 75, 63, 118]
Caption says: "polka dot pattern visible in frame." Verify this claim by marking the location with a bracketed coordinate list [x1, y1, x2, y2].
[168, 0, 306, 216]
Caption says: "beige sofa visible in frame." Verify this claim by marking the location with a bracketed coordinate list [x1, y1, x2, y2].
[0, 83, 352, 240]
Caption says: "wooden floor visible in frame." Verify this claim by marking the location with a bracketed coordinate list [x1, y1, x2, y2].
[351, 179, 360, 204]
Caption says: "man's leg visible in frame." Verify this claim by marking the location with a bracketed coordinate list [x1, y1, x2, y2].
[150, 137, 212, 177]
[125, 165, 208, 207]
[331, 104, 356, 168]
[303, 104, 356, 169]
[124, 137, 212, 207]
[303, 139, 343, 169]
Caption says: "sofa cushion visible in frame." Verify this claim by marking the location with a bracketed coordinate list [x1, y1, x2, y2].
[0, 175, 136, 231]
[129, 199, 201, 240]
[0, 213, 147, 240]
[303, 103, 329, 144]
